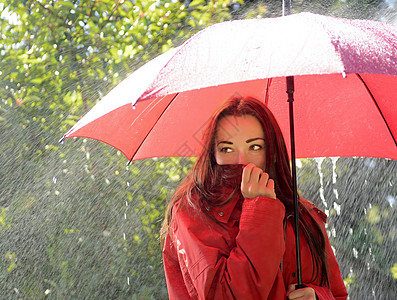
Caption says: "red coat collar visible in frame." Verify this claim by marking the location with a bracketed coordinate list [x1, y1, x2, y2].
[203, 188, 242, 224]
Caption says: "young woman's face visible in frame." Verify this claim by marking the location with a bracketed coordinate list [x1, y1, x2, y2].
[214, 115, 266, 170]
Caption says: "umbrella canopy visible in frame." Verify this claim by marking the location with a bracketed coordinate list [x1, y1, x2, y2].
[62, 12, 397, 162]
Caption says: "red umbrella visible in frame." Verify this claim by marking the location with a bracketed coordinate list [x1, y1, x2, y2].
[61, 12, 397, 286]
[62, 13, 397, 162]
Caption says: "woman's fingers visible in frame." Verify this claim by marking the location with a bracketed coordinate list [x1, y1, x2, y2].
[241, 163, 255, 184]
[264, 178, 276, 199]
[258, 171, 269, 185]
[251, 166, 263, 182]
[287, 284, 316, 300]
[241, 163, 276, 199]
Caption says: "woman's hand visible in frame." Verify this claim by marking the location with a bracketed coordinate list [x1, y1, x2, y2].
[287, 284, 317, 300]
[241, 163, 276, 199]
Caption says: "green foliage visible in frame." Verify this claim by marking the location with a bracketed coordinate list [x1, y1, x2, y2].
[0, 0, 228, 297]
[297, 157, 397, 298]
[391, 263, 397, 279]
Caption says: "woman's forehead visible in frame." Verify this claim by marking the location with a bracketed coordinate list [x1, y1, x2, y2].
[216, 115, 264, 140]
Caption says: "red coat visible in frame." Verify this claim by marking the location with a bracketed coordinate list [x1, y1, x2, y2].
[163, 189, 348, 299]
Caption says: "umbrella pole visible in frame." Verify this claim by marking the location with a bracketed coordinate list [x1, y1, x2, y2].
[286, 76, 305, 289]
[283, 0, 305, 290]
[282, 0, 292, 16]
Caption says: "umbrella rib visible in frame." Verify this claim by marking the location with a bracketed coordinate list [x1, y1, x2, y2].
[356, 74, 397, 148]
[128, 93, 179, 163]
[264, 78, 271, 106]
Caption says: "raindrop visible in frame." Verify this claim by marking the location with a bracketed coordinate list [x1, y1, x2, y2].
[331, 227, 336, 237]
[127, 276, 130, 285]
[125, 201, 128, 206]
[331, 158, 339, 200]
[124, 213, 127, 219]
[333, 188, 339, 200]
[333, 202, 341, 215]
[364, 158, 376, 168]
[331, 157, 338, 184]
[386, 195, 395, 207]
[314, 157, 328, 208]
[353, 248, 358, 258]
[296, 159, 302, 168]
[123, 233, 126, 240]
[52, 177, 57, 184]
[126, 181, 130, 187]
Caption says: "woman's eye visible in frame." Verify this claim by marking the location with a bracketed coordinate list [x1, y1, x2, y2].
[220, 147, 232, 153]
[250, 144, 263, 151]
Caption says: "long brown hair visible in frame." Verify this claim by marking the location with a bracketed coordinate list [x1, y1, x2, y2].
[161, 96, 329, 286]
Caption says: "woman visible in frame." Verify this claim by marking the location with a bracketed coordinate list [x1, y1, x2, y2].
[161, 96, 348, 299]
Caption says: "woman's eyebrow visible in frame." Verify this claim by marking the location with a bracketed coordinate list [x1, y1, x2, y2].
[217, 140, 233, 145]
[246, 137, 265, 143]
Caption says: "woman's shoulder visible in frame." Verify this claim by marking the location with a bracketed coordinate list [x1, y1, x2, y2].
[172, 192, 202, 221]
[300, 198, 328, 223]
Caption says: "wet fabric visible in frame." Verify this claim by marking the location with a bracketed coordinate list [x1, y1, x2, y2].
[162, 187, 348, 299]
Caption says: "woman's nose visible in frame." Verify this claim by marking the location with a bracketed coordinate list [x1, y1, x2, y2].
[237, 151, 247, 165]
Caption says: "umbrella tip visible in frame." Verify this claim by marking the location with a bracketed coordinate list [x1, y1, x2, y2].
[59, 136, 65, 144]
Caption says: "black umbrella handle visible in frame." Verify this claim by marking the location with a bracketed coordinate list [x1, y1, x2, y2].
[295, 283, 307, 289]
[286, 76, 304, 287]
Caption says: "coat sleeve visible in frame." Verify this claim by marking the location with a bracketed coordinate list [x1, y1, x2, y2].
[163, 233, 193, 298]
[168, 196, 286, 299]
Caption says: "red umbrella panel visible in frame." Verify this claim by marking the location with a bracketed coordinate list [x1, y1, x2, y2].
[63, 73, 397, 161]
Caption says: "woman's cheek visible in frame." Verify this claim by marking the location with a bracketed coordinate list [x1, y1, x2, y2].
[215, 153, 237, 165]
